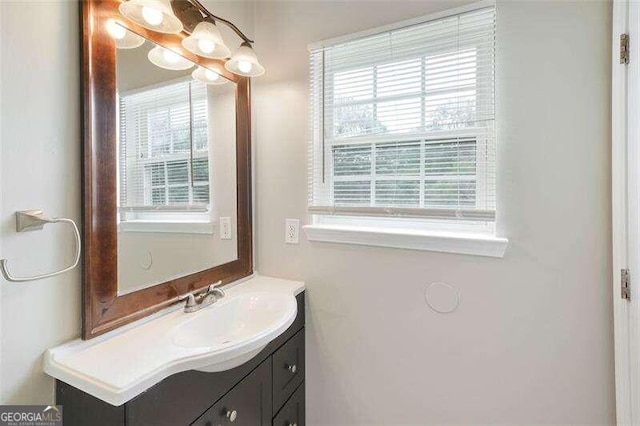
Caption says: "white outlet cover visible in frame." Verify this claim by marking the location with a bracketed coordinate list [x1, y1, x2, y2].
[219, 217, 232, 240]
[285, 219, 300, 244]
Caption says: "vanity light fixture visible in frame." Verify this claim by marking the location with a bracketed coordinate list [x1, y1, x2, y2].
[224, 42, 265, 77]
[118, 0, 265, 77]
[148, 45, 194, 70]
[192, 66, 227, 85]
[119, 0, 183, 34]
[106, 19, 145, 49]
[182, 21, 230, 59]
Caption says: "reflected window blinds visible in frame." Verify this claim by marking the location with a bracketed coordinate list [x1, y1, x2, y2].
[118, 79, 210, 216]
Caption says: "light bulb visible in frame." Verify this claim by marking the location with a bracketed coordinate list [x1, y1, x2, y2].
[107, 20, 126, 40]
[162, 49, 180, 63]
[237, 61, 252, 73]
[198, 38, 216, 54]
[205, 70, 219, 81]
[141, 5, 163, 26]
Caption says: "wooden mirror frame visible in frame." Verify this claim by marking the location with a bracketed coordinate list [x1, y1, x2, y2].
[81, 0, 253, 339]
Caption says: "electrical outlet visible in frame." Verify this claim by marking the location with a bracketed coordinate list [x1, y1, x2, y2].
[285, 219, 300, 244]
[219, 217, 232, 240]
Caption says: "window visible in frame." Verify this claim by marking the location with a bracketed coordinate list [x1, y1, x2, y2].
[307, 4, 507, 256]
[118, 79, 211, 227]
[331, 137, 478, 209]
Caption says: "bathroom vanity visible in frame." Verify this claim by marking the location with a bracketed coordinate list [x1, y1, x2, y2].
[49, 276, 305, 426]
[44, 3, 306, 424]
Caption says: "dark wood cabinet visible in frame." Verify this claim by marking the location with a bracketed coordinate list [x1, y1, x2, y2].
[272, 329, 305, 413]
[273, 383, 305, 426]
[192, 359, 272, 426]
[57, 292, 305, 426]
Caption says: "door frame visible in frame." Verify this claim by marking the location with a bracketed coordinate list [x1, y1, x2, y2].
[614, 1, 635, 423]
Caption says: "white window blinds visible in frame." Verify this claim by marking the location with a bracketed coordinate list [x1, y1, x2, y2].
[309, 5, 496, 223]
[119, 79, 210, 218]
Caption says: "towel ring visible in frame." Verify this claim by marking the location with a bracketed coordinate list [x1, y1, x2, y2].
[0, 210, 81, 282]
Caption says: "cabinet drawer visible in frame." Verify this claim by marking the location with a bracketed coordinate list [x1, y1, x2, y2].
[272, 329, 305, 412]
[272, 384, 304, 426]
[191, 359, 272, 426]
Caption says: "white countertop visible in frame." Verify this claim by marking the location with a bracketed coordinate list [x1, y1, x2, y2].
[44, 275, 305, 406]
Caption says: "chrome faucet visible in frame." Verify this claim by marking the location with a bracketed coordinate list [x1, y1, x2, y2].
[182, 281, 226, 313]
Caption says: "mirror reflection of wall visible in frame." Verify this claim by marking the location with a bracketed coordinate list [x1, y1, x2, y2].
[114, 32, 238, 295]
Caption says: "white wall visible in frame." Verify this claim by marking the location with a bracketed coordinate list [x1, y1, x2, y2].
[0, 1, 81, 403]
[253, 1, 615, 424]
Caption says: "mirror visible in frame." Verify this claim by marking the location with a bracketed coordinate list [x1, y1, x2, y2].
[115, 34, 237, 295]
[81, 0, 253, 340]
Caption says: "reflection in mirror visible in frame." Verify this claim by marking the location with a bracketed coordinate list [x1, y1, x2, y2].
[115, 29, 237, 295]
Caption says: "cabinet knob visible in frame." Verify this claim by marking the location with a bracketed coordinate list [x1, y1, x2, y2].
[225, 409, 237, 422]
[286, 364, 297, 374]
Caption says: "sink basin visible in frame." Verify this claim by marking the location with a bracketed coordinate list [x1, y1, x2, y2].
[171, 292, 296, 371]
[43, 276, 303, 406]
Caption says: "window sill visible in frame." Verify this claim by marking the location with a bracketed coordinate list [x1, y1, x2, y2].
[118, 221, 215, 235]
[302, 224, 508, 258]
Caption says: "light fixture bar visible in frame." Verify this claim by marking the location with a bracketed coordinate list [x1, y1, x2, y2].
[185, 0, 255, 44]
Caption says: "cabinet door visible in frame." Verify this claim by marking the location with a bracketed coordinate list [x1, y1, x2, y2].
[56, 381, 125, 426]
[272, 384, 305, 426]
[272, 329, 305, 412]
[191, 359, 272, 426]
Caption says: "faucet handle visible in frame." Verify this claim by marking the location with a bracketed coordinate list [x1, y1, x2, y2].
[208, 280, 225, 298]
[181, 293, 197, 309]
